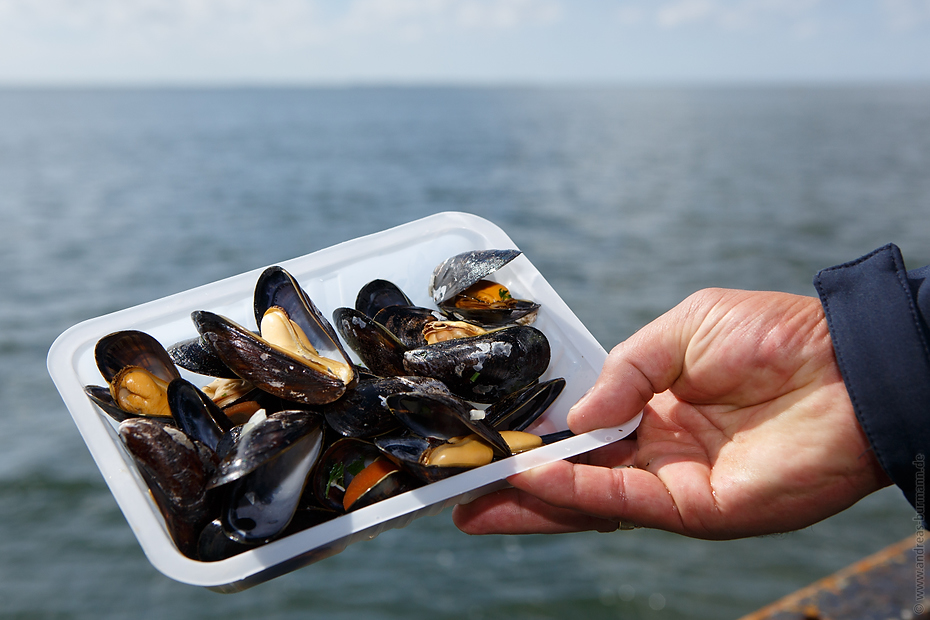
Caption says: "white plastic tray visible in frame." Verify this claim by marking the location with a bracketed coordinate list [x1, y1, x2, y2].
[47, 211, 640, 592]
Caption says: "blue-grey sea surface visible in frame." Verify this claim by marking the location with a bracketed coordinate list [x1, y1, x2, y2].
[1, 86, 928, 619]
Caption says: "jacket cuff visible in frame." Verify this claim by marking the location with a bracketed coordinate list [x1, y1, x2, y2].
[814, 244, 930, 518]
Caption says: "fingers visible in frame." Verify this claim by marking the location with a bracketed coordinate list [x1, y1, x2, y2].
[453, 441, 646, 535]
[568, 299, 697, 434]
[508, 461, 684, 533]
[452, 486, 620, 535]
[454, 460, 687, 536]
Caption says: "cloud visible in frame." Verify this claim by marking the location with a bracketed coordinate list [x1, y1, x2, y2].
[0, 0, 561, 49]
[1, 1, 928, 83]
[336, 0, 561, 42]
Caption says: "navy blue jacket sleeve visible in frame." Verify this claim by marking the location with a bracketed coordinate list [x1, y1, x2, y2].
[814, 244, 930, 519]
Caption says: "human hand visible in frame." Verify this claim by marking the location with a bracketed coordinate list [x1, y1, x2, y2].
[453, 289, 891, 540]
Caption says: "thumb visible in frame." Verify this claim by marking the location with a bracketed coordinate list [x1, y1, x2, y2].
[568, 295, 702, 434]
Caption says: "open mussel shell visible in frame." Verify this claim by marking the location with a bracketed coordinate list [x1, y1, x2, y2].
[355, 279, 413, 318]
[84, 384, 169, 425]
[118, 418, 217, 558]
[208, 410, 324, 489]
[318, 375, 448, 439]
[192, 310, 350, 406]
[254, 266, 355, 377]
[312, 437, 418, 513]
[209, 410, 326, 544]
[95, 330, 181, 385]
[385, 391, 510, 458]
[221, 431, 324, 544]
[167, 378, 234, 453]
[439, 293, 540, 326]
[92, 331, 183, 421]
[428, 249, 522, 306]
[402, 325, 551, 404]
[342, 456, 416, 512]
[332, 307, 409, 377]
[167, 335, 239, 379]
[196, 377, 273, 423]
[483, 378, 566, 432]
[373, 435, 476, 483]
[373, 305, 442, 349]
[221, 436, 323, 544]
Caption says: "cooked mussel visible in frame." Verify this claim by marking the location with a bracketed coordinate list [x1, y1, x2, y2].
[166, 378, 234, 453]
[84, 385, 158, 424]
[254, 266, 355, 378]
[374, 430, 544, 483]
[332, 307, 409, 377]
[119, 418, 217, 558]
[385, 390, 510, 457]
[209, 410, 326, 544]
[91, 330, 183, 420]
[168, 335, 239, 379]
[428, 249, 539, 325]
[312, 437, 417, 512]
[192, 309, 353, 406]
[355, 279, 413, 318]
[189, 266, 355, 406]
[318, 375, 449, 439]
[402, 324, 550, 404]
[373, 435, 467, 483]
[95, 330, 181, 385]
[374, 305, 443, 349]
[483, 377, 566, 432]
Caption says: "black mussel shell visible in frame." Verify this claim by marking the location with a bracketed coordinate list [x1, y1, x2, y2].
[215, 424, 242, 461]
[208, 410, 325, 490]
[355, 279, 413, 318]
[209, 411, 326, 544]
[428, 249, 522, 305]
[312, 437, 417, 512]
[95, 330, 181, 385]
[402, 325, 550, 404]
[253, 266, 354, 377]
[345, 458, 417, 512]
[167, 378, 234, 453]
[373, 306, 442, 349]
[386, 391, 510, 458]
[221, 427, 324, 544]
[332, 307, 408, 377]
[374, 434, 474, 483]
[192, 310, 350, 406]
[317, 375, 447, 439]
[197, 518, 257, 562]
[85, 384, 171, 425]
[168, 336, 239, 379]
[318, 377, 410, 437]
[438, 296, 540, 326]
[313, 437, 379, 511]
[352, 364, 381, 383]
[483, 378, 566, 432]
[119, 418, 217, 558]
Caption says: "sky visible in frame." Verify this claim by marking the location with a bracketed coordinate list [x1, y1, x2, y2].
[1, 0, 929, 85]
